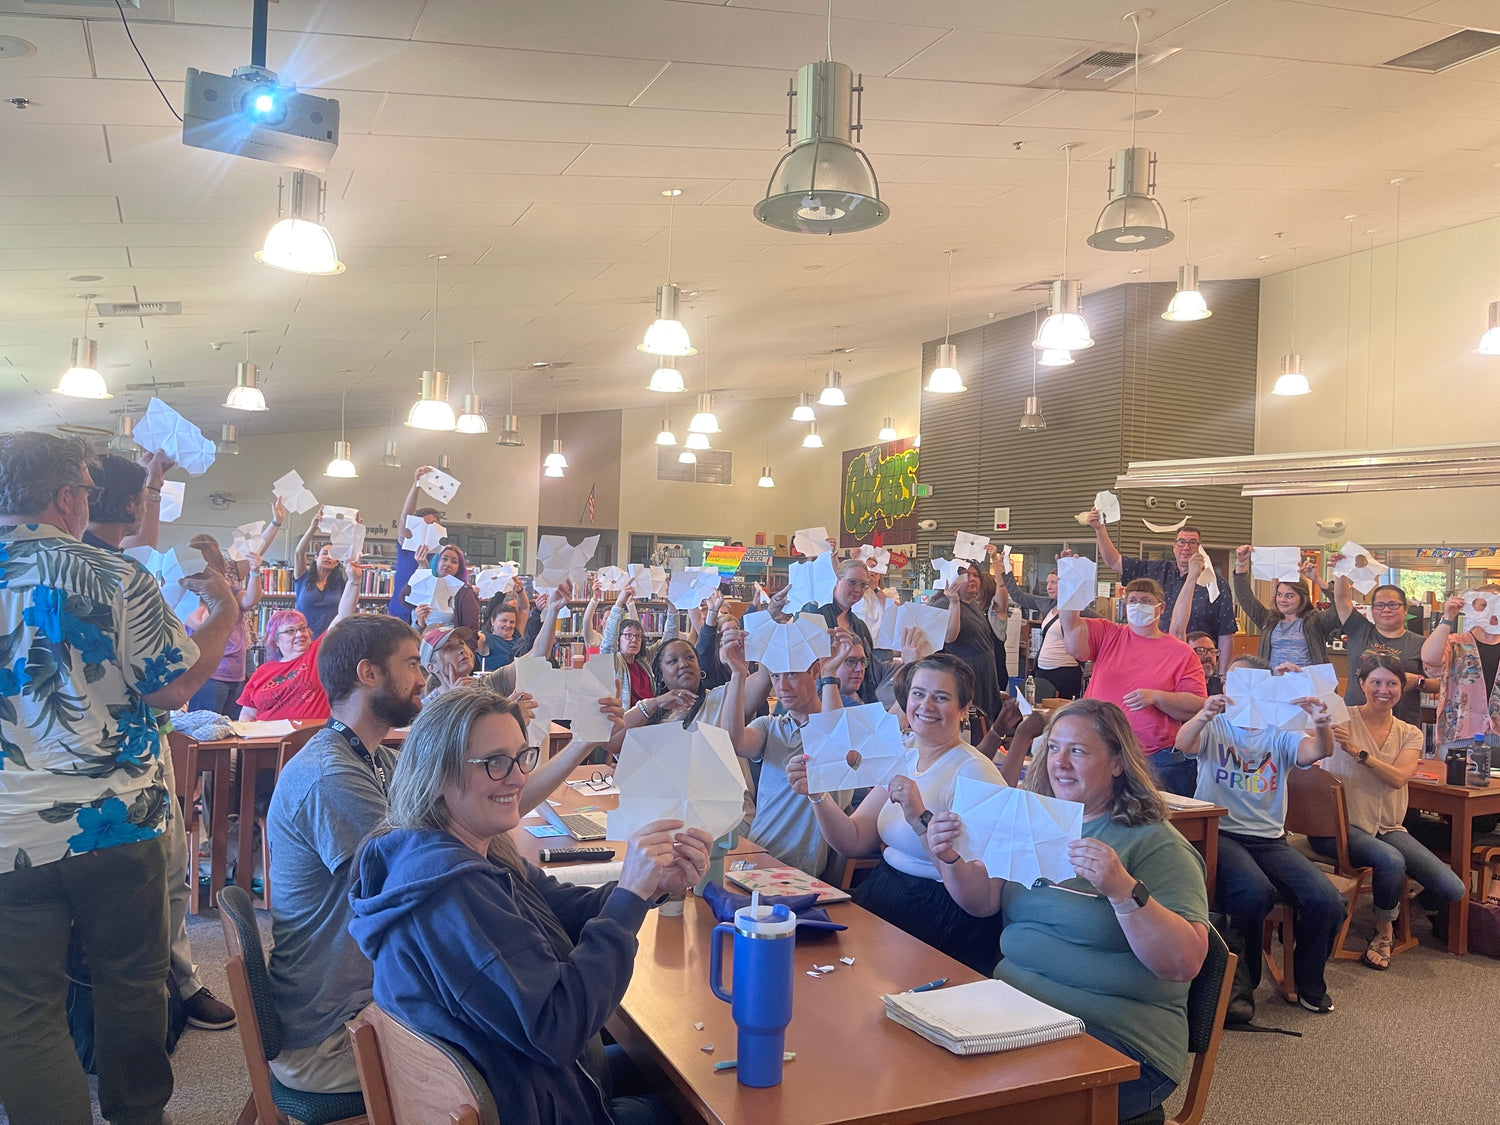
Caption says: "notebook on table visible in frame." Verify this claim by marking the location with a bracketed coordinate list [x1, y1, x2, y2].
[724, 865, 851, 904]
[882, 978, 1085, 1056]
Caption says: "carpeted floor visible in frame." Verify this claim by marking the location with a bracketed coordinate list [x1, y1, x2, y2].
[6, 898, 1496, 1124]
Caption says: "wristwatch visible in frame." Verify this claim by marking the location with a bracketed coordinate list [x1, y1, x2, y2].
[917, 809, 933, 834]
[1357, 749, 1370, 764]
[816, 675, 840, 691]
[1113, 880, 1150, 915]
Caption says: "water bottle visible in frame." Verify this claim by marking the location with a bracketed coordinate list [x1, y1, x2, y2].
[1023, 674, 1037, 704]
[708, 902, 797, 1087]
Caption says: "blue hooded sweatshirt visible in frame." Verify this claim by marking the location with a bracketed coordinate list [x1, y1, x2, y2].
[348, 828, 651, 1124]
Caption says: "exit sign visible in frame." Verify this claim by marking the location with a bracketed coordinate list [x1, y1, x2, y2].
[915, 483, 933, 498]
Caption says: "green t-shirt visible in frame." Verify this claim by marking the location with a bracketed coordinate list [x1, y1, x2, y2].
[995, 816, 1208, 1085]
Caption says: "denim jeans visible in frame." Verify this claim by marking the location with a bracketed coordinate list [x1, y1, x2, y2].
[1145, 748, 1199, 798]
[1083, 1022, 1177, 1121]
[1217, 831, 1345, 999]
[1310, 827, 1467, 921]
[187, 676, 242, 718]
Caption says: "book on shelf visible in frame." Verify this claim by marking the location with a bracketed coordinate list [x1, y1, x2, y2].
[881, 978, 1084, 1056]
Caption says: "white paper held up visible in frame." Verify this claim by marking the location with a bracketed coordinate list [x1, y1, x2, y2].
[318, 505, 359, 531]
[158, 481, 184, 523]
[1194, 547, 1221, 604]
[1463, 588, 1500, 631]
[873, 601, 948, 655]
[271, 470, 319, 515]
[786, 552, 837, 609]
[131, 398, 217, 476]
[1093, 490, 1121, 525]
[1221, 663, 1346, 731]
[474, 564, 519, 599]
[536, 534, 599, 590]
[1332, 541, 1384, 595]
[405, 572, 464, 612]
[802, 702, 906, 791]
[1055, 557, 1097, 612]
[512, 655, 619, 747]
[952, 531, 990, 563]
[327, 518, 366, 562]
[742, 613, 831, 674]
[626, 563, 667, 598]
[950, 777, 1083, 886]
[596, 565, 628, 591]
[856, 545, 891, 574]
[417, 467, 461, 505]
[792, 527, 832, 557]
[930, 557, 965, 590]
[404, 515, 446, 551]
[608, 723, 748, 843]
[128, 545, 204, 618]
[852, 591, 885, 634]
[227, 520, 265, 562]
[1251, 547, 1302, 583]
[667, 567, 721, 610]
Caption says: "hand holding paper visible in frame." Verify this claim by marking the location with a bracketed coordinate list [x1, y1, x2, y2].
[327, 518, 366, 562]
[474, 564, 520, 599]
[131, 399, 216, 476]
[1251, 546, 1302, 583]
[404, 515, 446, 551]
[512, 655, 619, 748]
[1092, 490, 1121, 525]
[874, 601, 947, 654]
[786, 551, 837, 609]
[536, 534, 599, 590]
[272, 470, 319, 515]
[158, 481, 185, 523]
[802, 702, 905, 791]
[666, 567, 720, 610]
[792, 527, 832, 557]
[1331, 541, 1383, 595]
[607, 724, 748, 842]
[741, 613, 831, 674]
[406, 571, 463, 611]
[1055, 556, 1097, 612]
[950, 777, 1083, 886]
[930, 557, 964, 590]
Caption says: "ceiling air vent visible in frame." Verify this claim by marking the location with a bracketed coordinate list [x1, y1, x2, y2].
[94, 301, 182, 317]
[1383, 29, 1500, 73]
[1013, 280, 1057, 293]
[1031, 44, 1181, 91]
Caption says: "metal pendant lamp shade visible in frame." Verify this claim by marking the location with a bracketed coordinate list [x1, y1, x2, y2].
[791, 393, 817, 422]
[648, 356, 685, 392]
[455, 393, 488, 434]
[1271, 354, 1310, 397]
[758, 465, 775, 488]
[543, 438, 567, 471]
[1019, 396, 1047, 432]
[256, 171, 345, 276]
[379, 439, 402, 468]
[1034, 280, 1094, 352]
[677, 449, 697, 464]
[655, 421, 677, 446]
[1087, 147, 1174, 251]
[1478, 301, 1500, 355]
[1162, 263, 1211, 322]
[687, 392, 719, 434]
[108, 414, 137, 454]
[495, 416, 524, 447]
[684, 431, 711, 450]
[877, 416, 897, 441]
[802, 421, 823, 448]
[215, 423, 240, 455]
[407, 370, 456, 430]
[753, 61, 889, 236]
[325, 440, 357, 478]
[926, 343, 965, 394]
[56, 336, 110, 400]
[818, 369, 846, 406]
[224, 360, 267, 411]
[639, 283, 696, 357]
[1038, 349, 1074, 367]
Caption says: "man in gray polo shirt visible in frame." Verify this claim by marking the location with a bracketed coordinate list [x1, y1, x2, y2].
[266, 614, 425, 1094]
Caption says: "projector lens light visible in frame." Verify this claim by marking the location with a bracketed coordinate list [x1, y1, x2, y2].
[243, 85, 286, 124]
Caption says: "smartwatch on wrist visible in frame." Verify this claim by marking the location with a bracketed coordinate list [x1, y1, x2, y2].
[1357, 749, 1370, 764]
[1112, 880, 1150, 915]
[917, 809, 933, 835]
[816, 675, 839, 691]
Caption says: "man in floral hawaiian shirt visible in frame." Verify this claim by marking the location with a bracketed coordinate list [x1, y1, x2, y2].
[0, 431, 238, 1125]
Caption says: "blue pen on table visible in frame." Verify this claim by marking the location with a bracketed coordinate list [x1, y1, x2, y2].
[909, 978, 949, 993]
[713, 1052, 795, 1072]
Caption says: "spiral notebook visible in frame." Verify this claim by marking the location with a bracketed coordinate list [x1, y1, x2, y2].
[882, 979, 1084, 1056]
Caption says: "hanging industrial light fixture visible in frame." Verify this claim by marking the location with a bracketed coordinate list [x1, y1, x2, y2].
[648, 356, 685, 393]
[1478, 302, 1500, 355]
[758, 465, 776, 488]
[655, 409, 678, 446]
[1036, 145, 1094, 352]
[325, 376, 358, 477]
[791, 392, 817, 422]
[1162, 198, 1210, 321]
[216, 423, 240, 455]
[802, 421, 823, 448]
[408, 254, 457, 430]
[752, 2, 888, 235]
[639, 189, 696, 357]
[1021, 309, 1048, 432]
[54, 294, 111, 400]
[256, 170, 345, 275]
[684, 431, 711, 450]
[819, 369, 846, 406]
[379, 405, 402, 467]
[225, 329, 268, 411]
[1039, 348, 1075, 367]
[1272, 246, 1310, 396]
[1088, 12, 1173, 252]
[678, 449, 698, 465]
[877, 416, 897, 442]
[455, 341, 488, 434]
[543, 390, 567, 475]
[496, 373, 524, 447]
[686, 316, 720, 433]
[108, 413, 137, 454]
[926, 250, 965, 393]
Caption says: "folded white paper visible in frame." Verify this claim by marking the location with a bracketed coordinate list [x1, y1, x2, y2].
[930, 557, 964, 591]
[786, 552, 837, 609]
[666, 567, 720, 610]
[474, 564, 519, 600]
[596, 565, 628, 591]
[1222, 663, 1348, 731]
[1332, 541, 1383, 595]
[126, 545, 203, 618]
[158, 480, 184, 523]
[1055, 557, 1097, 612]
[873, 601, 948, 655]
[742, 613, 831, 674]
[953, 531, 990, 563]
[792, 527, 832, 557]
[512, 655, 619, 748]
[227, 520, 265, 563]
[1093, 490, 1121, 525]
[317, 505, 359, 531]
[852, 591, 885, 634]
[536, 534, 599, 590]
[802, 702, 906, 792]
[406, 571, 464, 612]
[417, 467, 461, 505]
[856, 544, 891, 574]
[272, 470, 318, 515]
[131, 398, 216, 476]
[1463, 589, 1500, 631]
[404, 515, 446, 551]
[1194, 547, 1221, 604]
[327, 518, 366, 562]
[627, 563, 667, 598]
[1251, 546, 1302, 583]
[951, 777, 1082, 886]
[607, 723, 748, 843]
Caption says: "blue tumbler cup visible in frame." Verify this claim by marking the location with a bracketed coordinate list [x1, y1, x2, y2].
[707, 902, 797, 1087]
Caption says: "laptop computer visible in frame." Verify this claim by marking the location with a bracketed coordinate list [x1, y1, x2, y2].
[540, 802, 608, 842]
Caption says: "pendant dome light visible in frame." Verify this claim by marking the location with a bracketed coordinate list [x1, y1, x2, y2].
[54, 293, 111, 400]
[678, 449, 698, 465]
[684, 431, 711, 450]
[408, 254, 457, 429]
[216, 423, 240, 455]
[380, 406, 403, 467]
[495, 373, 525, 447]
[256, 170, 345, 275]
[1039, 349, 1074, 368]
[791, 392, 817, 422]
[758, 466, 776, 488]
[543, 389, 567, 476]
[1088, 12, 1174, 252]
[926, 250, 965, 393]
[1020, 309, 1048, 432]
[1036, 145, 1094, 352]
[802, 421, 823, 448]
[455, 341, 488, 434]
[655, 406, 678, 446]
[225, 329, 268, 411]
[1479, 302, 1500, 355]
[686, 315, 720, 434]
[108, 413, 137, 454]
[752, 2, 889, 235]
[877, 416, 897, 442]
[325, 378, 358, 477]
[648, 356, 685, 393]
[639, 189, 696, 357]
[1272, 246, 1310, 396]
[1162, 198, 1211, 321]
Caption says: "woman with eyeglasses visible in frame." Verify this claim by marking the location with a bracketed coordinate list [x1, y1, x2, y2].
[350, 691, 711, 1125]
[599, 581, 680, 710]
[1229, 545, 1340, 671]
[237, 561, 363, 721]
[1327, 562, 1430, 724]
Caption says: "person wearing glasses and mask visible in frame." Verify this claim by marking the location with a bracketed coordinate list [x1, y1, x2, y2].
[1089, 513, 1237, 679]
[237, 565, 363, 721]
[350, 691, 711, 1125]
[1060, 578, 1208, 797]
[1326, 561, 1429, 725]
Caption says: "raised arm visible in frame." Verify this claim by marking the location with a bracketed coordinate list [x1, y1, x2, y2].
[141, 570, 238, 710]
[1059, 609, 1093, 664]
[721, 636, 768, 762]
[532, 581, 572, 663]
[1168, 554, 1204, 641]
[1087, 507, 1124, 573]
[292, 508, 321, 580]
[119, 449, 175, 551]
[253, 496, 288, 560]
[944, 595, 962, 644]
[1230, 546, 1274, 631]
[1422, 593, 1463, 674]
[239, 553, 264, 612]
[397, 466, 435, 547]
[1328, 553, 1356, 623]
[580, 589, 602, 648]
[599, 592, 628, 656]
[331, 561, 363, 627]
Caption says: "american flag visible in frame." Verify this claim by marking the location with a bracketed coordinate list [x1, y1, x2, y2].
[582, 484, 596, 524]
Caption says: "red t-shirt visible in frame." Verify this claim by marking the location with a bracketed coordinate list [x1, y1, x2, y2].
[237, 635, 330, 721]
[1082, 618, 1206, 752]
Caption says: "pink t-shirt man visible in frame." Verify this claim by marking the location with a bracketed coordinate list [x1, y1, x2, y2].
[1082, 616, 1207, 750]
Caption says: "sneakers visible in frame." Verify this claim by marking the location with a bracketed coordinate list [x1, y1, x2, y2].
[183, 986, 237, 1030]
[1297, 991, 1335, 1014]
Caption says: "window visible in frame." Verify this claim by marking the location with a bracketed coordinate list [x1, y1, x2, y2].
[657, 447, 733, 485]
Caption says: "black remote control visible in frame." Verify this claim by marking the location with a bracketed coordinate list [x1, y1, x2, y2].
[539, 847, 615, 863]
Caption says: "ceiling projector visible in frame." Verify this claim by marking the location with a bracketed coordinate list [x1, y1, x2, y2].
[182, 65, 339, 173]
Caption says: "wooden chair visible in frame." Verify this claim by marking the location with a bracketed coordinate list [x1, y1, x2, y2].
[837, 857, 879, 890]
[1120, 924, 1237, 1125]
[256, 725, 323, 911]
[216, 885, 367, 1125]
[347, 1002, 500, 1125]
[1262, 767, 1413, 1002]
[166, 730, 202, 915]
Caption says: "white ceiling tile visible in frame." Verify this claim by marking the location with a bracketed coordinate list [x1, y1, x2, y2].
[0, 14, 93, 78]
[889, 31, 1094, 84]
[2, 195, 120, 223]
[330, 134, 585, 176]
[1172, 0, 1462, 65]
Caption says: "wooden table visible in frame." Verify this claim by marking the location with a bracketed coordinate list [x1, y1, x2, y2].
[1166, 802, 1227, 909]
[191, 733, 288, 912]
[1408, 776, 1500, 955]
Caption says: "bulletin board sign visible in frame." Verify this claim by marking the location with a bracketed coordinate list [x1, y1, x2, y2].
[840, 438, 919, 549]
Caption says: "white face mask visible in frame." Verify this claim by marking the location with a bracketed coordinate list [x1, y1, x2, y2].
[1126, 602, 1158, 627]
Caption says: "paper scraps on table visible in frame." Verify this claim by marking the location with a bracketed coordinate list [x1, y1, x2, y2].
[786, 551, 837, 609]
[1332, 541, 1383, 595]
[404, 514, 446, 551]
[667, 567, 721, 610]
[1463, 589, 1500, 630]
[607, 723, 748, 843]
[157, 480, 184, 523]
[1055, 556, 1097, 612]
[536, 534, 599, 590]
[873, 600, 948, 655]
[227, 520, 265, 562]
[131, 398, 216, 475]
[474, 564, 519, 599]
[802, 702, 905, 791]
[1093, 490, 1121, 525]
[127, 545, 203, 618]
[1251, 546, 1303, 583]
[272, 470, 319, 515]
[317, 505, 359, 531]
[742, 613, 831, 674]
[952, 530, 990, 563]
[1222, 663, 1348, 731]
[792, 527, 832, 557]
[417, 467, 461, 505]
[950, 777, 1083, 886]
[930, 557, 965, 590]
[512, 655, 619, 747]
[327, 518, 366, 562]
[1194, 547, 1221, 603]
[1142, 516, 1189, 534]
[857, 544, 891, 574]
[406, 571, 464, 612]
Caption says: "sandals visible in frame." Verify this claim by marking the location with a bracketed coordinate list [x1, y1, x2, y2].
[1361, 934, 1393, 971]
